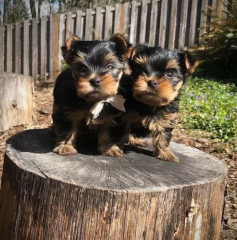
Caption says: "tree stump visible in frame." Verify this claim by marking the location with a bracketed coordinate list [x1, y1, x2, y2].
[0, 129, 227, 240]
[0, 72, 34, 132]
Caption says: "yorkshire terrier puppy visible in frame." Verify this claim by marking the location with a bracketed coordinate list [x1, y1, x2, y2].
[121, 45, 198, 162]
[52, 34, 132, 157]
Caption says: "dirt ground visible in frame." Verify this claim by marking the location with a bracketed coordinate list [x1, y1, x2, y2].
[0, 80, 236, 239]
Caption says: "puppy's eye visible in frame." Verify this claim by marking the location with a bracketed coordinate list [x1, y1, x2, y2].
[102, 65, 114, 74]
[77, 66, 90, 76]
[78, 70, 87, 76]
[108, 65, 114, 70]
[165, 70, 174, 79]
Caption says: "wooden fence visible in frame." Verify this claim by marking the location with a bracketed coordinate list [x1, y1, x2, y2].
[0, 0, 224, 80]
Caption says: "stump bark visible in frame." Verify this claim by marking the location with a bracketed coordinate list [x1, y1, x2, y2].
[0, 72, 34, 132]
[0, 129, 227, 240]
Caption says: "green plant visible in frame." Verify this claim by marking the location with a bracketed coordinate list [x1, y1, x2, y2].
[61, 60, 70, 71]
[199, 0, 237, 79]
[180, 78, 237, 141]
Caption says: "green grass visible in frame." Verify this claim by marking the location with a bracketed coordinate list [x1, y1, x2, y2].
[179, 78, 237, 143]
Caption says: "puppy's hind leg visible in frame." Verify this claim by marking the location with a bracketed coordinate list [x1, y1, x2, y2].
[128, 134, 148, 148]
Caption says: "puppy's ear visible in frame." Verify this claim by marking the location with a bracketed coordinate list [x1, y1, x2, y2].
[110, 33, 133, 59]
[179, 51, 199, 75]
[61, 35, 80, 64]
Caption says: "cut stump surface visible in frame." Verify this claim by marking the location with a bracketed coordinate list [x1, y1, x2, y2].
[0, 129, 227, 240]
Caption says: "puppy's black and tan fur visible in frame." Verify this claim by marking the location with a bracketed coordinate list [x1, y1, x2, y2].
[52, 34, 132, 157]
[121, 45, 198, 162]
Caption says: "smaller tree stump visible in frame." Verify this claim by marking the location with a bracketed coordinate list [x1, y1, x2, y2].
[0, 129, 227, 240]
[0, 72, 34, 131]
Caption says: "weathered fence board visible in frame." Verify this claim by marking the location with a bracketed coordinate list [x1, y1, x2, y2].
[114, 4, 121, 34]
[0, 0, 224, 80]
[149, 0, 158, 46]
[168, 1, 178, 49]
[31, 18, 38, 80]
[220, 0, 228, 18]
[95, 7, 102, 40]
[179, 0, 189, 48]
[14, 22, 21, 74]
[49, 15, 55, 80]
[75, 10, 82, 37]
[0, 26, 4, 72]
[53, 14, 60, 78]
[200, 0, 209, 38]
[66, 12, 73, 41]
[129, 1, 138, 44]
[58, 13, 65, 74]
[23, 20, 30, 76]
[6, 24, 12, 73]
[159, 0, 168, 48]
[85, 9, 93, 40]
[139, 0, 148, 44]
[40, 17, 47, 80]
[104, 5, 112, 40]
[212, 0, 218, 16]
[189, 0, 199, 48]
[123, 2, 130, 35]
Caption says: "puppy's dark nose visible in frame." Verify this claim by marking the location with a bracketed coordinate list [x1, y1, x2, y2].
[90, 78, 101, 87]
[148, 80, 158, 89]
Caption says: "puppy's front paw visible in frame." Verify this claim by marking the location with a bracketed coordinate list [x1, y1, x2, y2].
[98, 145, 123, 157]
[53, 144, 78, 155]
[153, 148, 179, 162]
